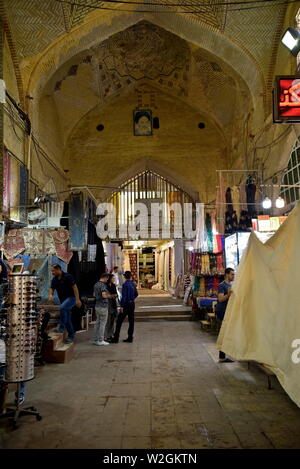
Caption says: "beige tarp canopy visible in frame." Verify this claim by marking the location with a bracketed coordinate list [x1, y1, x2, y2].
[217, 202, 300, 408]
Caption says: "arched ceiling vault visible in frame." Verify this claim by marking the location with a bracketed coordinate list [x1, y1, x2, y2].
[7, 5, 264, 107]
[39, 21, 251, 155]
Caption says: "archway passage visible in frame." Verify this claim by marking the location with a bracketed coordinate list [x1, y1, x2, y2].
[3, 2, 300, 451]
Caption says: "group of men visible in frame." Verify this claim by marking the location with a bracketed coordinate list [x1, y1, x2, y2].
[49, 265, 138, 346]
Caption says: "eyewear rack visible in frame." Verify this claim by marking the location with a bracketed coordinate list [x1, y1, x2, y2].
[0, 275, 42, 428]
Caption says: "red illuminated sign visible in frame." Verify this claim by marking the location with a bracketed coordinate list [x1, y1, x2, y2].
[273, 76, 300, 123]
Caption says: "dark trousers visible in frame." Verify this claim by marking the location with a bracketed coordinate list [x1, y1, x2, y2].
[114, 302, 135, 340]
[217, 316, 226, 360]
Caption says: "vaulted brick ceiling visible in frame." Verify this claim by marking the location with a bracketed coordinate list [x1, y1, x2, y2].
[2, 0, 294, 201]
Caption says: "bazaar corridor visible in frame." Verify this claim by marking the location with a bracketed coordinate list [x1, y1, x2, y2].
[1, 321, 300, 450]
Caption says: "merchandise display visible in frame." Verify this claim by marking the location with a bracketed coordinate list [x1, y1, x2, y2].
[0, 274, 42, 427]
[123, 250, 139, 284]
[4, 275, 39, 383]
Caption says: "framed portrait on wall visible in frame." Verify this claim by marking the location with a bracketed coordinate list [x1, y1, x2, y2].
[133, 109, 152, 136]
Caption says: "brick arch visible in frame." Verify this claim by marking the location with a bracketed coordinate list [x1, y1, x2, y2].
[26, 13, 262, 112]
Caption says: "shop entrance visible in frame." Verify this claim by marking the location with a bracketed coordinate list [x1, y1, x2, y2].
[104, 239, 192, 320]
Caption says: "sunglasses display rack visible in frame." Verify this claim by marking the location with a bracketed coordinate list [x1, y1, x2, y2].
[5, 275, 39, 382]
[0, 274, 42, 428]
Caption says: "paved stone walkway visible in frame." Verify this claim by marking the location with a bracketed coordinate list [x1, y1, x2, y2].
[1, 322, 300, 449]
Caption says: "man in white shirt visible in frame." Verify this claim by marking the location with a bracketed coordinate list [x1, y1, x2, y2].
[112, 266, 123, 300]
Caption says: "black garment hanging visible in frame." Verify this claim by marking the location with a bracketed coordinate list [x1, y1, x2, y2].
[225, 187, 233, 213]
[246, 175, 257, 217]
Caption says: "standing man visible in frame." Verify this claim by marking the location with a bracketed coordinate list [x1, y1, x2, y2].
[113, 271, 138, 344]
[112, 266, 123, 301]
[93, 273, 116, 346]
[216, 267, 235, 363]
[49, 264, 81, 344]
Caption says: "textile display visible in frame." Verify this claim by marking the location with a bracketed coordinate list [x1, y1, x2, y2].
[217, 203, 300, 408]
[21, 229, 56, 255]
[3, 229, 25, 259]
[128, 251, 138, 284]
[51, 228, 73, 264]
[174, 273, 191, 298]
[19, 165, 28, 223]
[195, 204, 207, 251]
[51, 228, 69, 244]
[211, 212, 218, 253]
[183, 275, 194, 305]
[54, 241, 73, 264]
[205, 214, 213, 252]
[245, 174, 257, 217]
[69, 192, 86, 250]
[158, 251, 164, 286]
[106, 243, 122, 272]
[122, 250, 131, 273]
[193, 276, 221, 297]
[3, 150, 10, 217]
[0, 222, 5, 247]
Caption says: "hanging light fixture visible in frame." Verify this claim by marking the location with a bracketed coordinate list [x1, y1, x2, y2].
[275, 196, 285, 209]
[262, 197, 272, 209]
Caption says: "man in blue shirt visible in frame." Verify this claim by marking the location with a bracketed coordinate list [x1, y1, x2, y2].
[216, 267, 235, 363]
[112, 271, 138, 343]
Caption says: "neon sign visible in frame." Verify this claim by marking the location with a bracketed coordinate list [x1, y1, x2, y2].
[273, 76, 300, 123]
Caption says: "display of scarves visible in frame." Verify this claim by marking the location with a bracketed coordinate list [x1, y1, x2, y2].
[183, 275, 194, 305]
[51, 229, 73, 264]
[54, 241, 73, 264]
[216, 234, 223, 253]
[245, 175, 257, 217]
[225, 187, 233, 212]
[209, 253, 217, 275]
[195, 204, 207, 251]
[3, 229, 25, 259]
[199, 277, 205, 296]
[201, 253, 210, 275]
[205, 213, 213, 252]
[3, 150, 10, 217]
[69, 192, 86, 250]
[0, 222, 5, 248]
[211, 212, 219, 253]
[21, 229, 56, 255]
[158, 251, 164, 286]
[216, 253, 224, 274]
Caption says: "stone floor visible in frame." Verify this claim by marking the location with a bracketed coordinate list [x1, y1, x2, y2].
[1, 321, 300, 449]
[135, 290, 191, 314]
